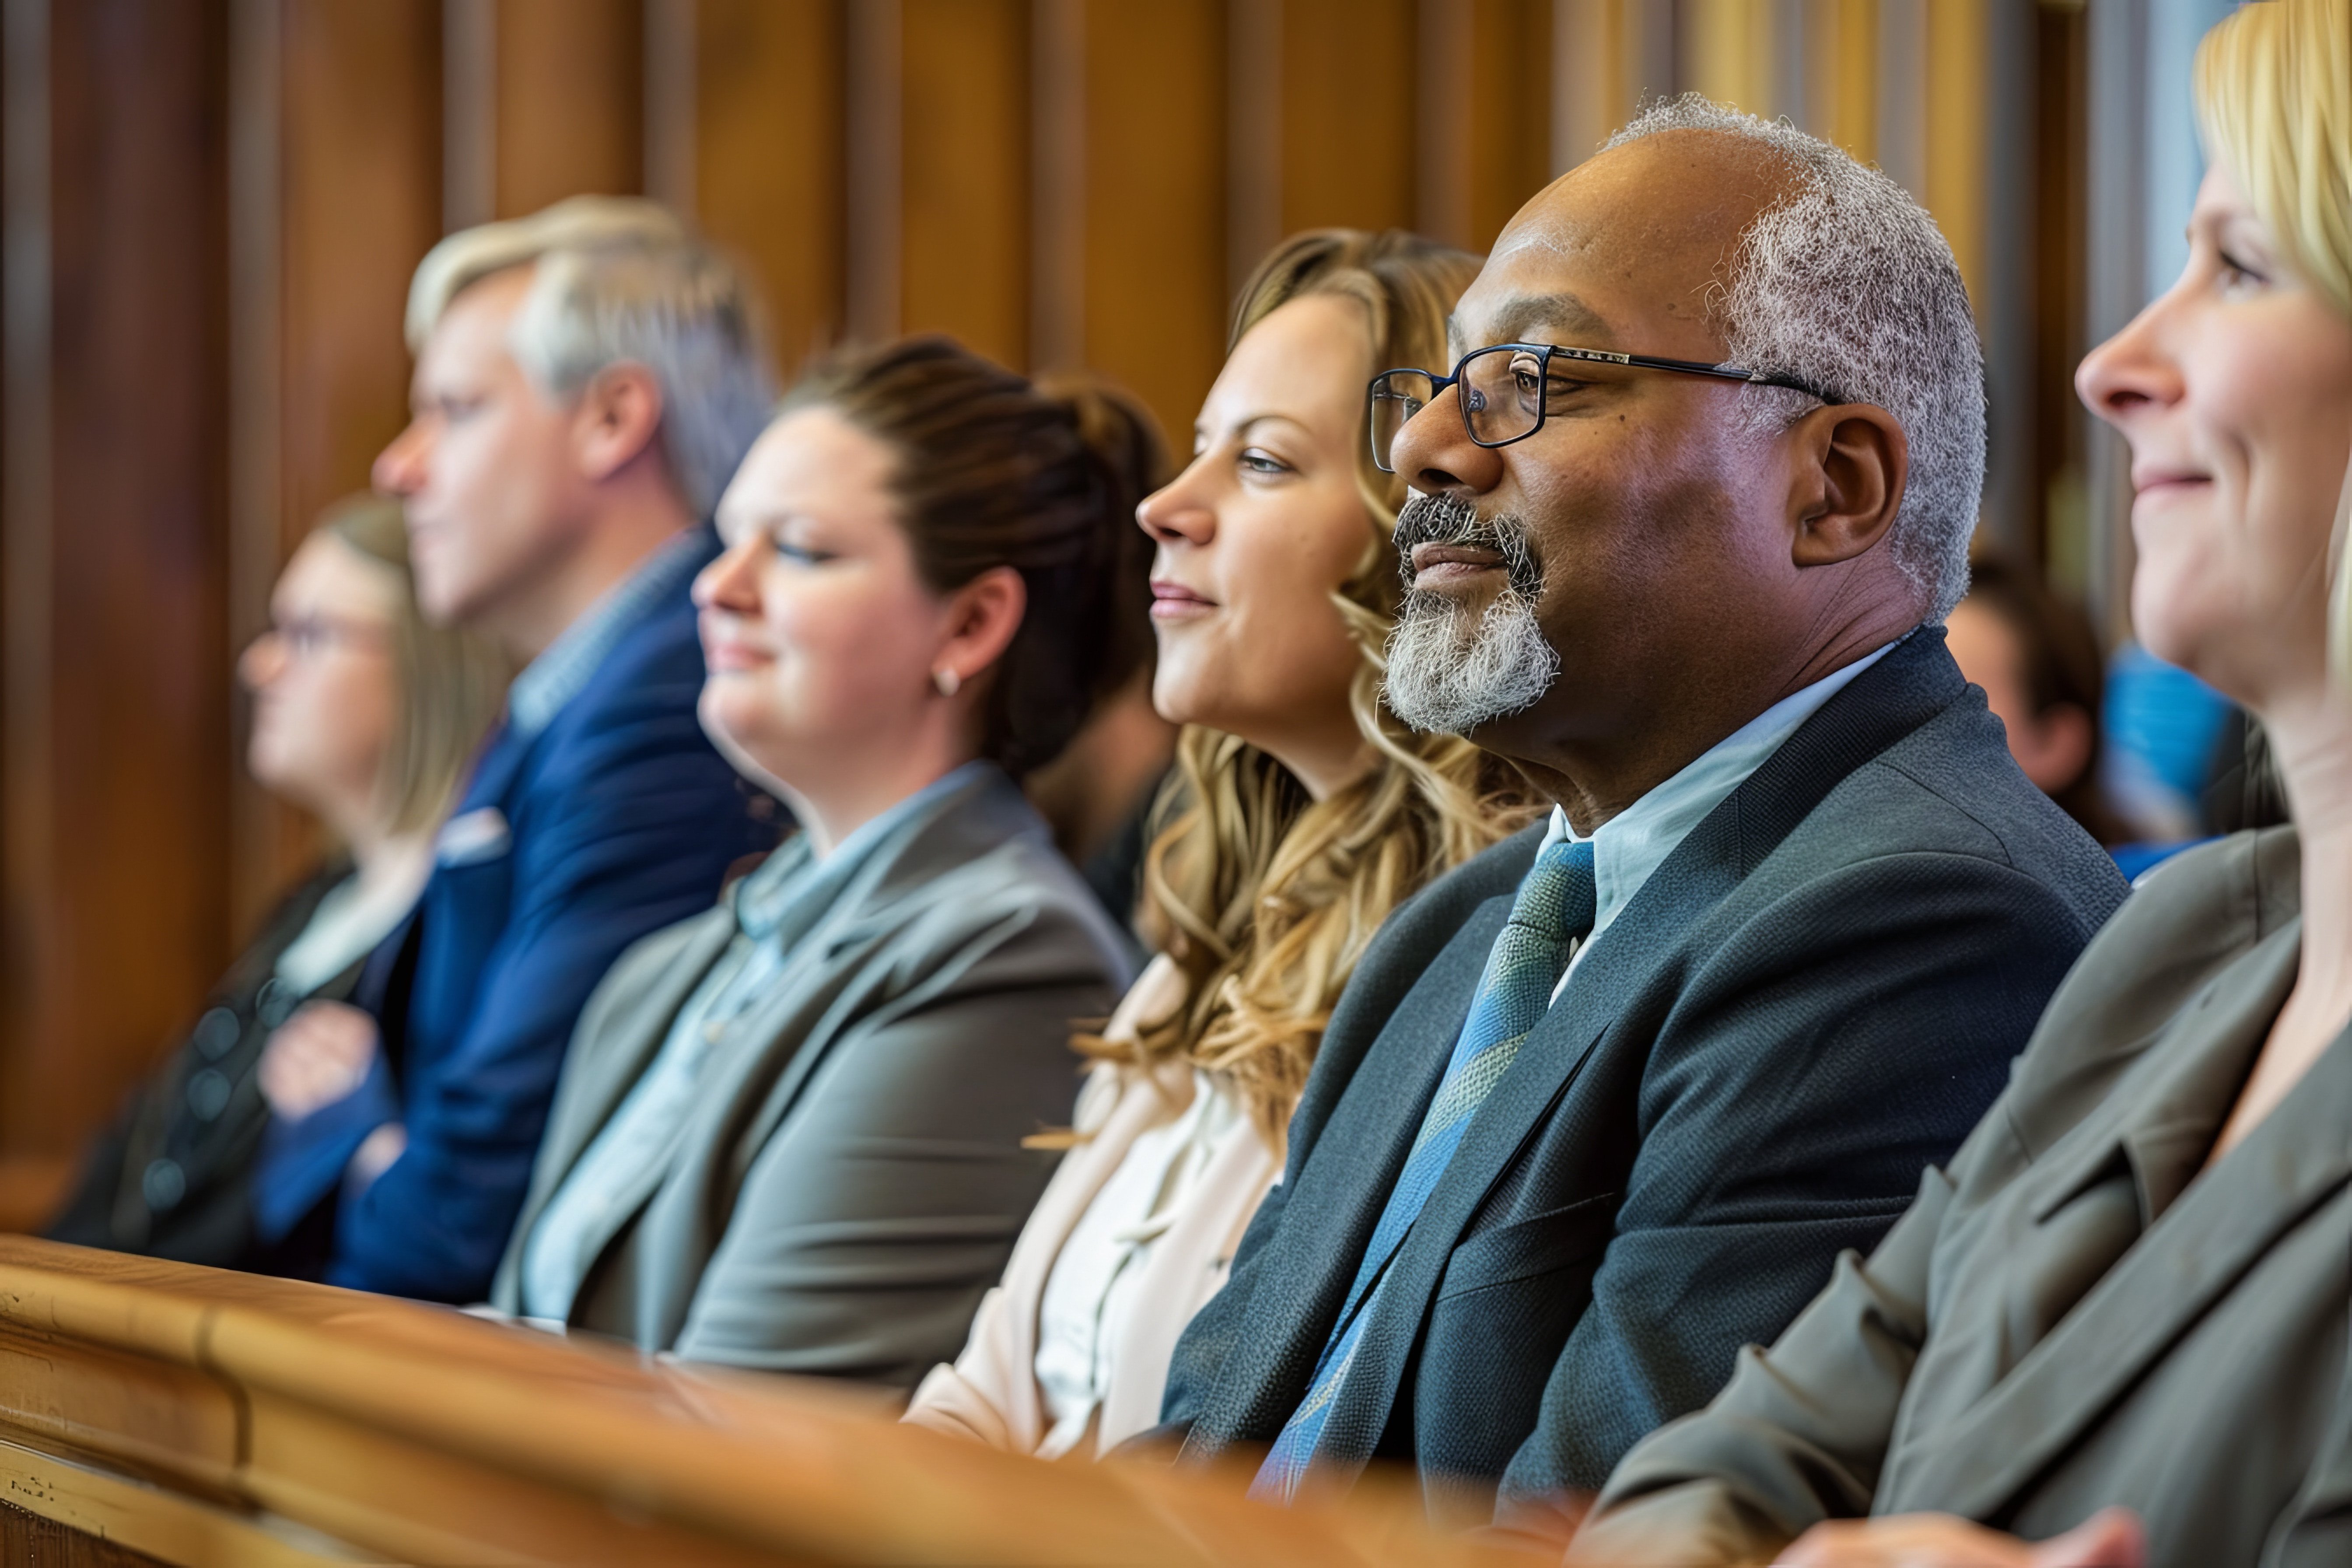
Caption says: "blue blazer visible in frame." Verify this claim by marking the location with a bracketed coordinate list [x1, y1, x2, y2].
[1158, 631, 2132, 1524]
[256, 530, 780, 1302]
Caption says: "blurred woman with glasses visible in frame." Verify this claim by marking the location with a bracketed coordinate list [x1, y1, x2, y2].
[49, 495, 507, 1266]
[905, 230, 1540, 1458]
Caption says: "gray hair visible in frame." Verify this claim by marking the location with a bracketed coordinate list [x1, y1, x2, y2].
[406, 196, 776, 518]
[1604, 96, 1986, 620]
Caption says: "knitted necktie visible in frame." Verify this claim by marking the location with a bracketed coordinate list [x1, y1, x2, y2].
[1250, 836, 1598, 1502]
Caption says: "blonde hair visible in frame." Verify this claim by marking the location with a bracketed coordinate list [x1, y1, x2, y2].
[320, 495, 510, 833]
[2197, 0, 2352, 679]
[406, 196, 775, 518]
[1099, 231, 1542, 1144]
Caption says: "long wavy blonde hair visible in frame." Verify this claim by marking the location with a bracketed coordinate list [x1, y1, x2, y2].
[1092, 230, 1542, 1146]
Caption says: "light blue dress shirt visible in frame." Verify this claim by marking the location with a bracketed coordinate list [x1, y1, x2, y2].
[517, 761, 992, 1320]
[507, 530, 708, 739]
[1540, 640, 1897, 1002]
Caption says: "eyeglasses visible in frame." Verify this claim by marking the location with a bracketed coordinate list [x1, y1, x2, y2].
[1367, 342, 1836, 473]
[253, 615, 394, 661]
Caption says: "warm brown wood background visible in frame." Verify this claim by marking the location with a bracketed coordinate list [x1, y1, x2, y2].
[0, 0, 2091, 1224]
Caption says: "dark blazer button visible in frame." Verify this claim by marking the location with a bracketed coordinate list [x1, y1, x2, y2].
[186, 1068, 231, 1121]
[142, 1159, 187, 1211]
[193, 1006, 242, 1060]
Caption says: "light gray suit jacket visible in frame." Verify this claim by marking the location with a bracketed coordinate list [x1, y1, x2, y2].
[488, 766, 1131, 1387]
[1574, 826, 2352, 1568]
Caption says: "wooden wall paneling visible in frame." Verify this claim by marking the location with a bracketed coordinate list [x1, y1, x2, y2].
[1060, 0, 1226, 442]
[1224, 0, 1282, 294]
[1418, 0, 1552, 254]
[494, 0, 645, 217]
[1806, 0, 1877, 164]
[898, 0, 1030, 369]
[693, 0, 846, 379]
[1552, 0, 1630, 174]
[1, 0, 233, 1200]
[1276, 0, 1418, 238]
[1923, 0, 1990, 306]
[1682, 0, 1774, 113]
[2034, 0, 2090, 587]
[238, 0, 444, 936]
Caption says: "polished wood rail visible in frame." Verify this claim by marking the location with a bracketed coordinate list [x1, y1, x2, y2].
[0, 1237, 1533, 1566]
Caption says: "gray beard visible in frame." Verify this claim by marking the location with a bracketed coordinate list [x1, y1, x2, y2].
[1381, 493, 1560, 736]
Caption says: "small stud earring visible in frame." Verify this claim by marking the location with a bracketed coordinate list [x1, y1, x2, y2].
[933, 666, 960, 698]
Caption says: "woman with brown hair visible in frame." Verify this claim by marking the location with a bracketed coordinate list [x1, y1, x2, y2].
[49, 494, 507, 1265]
[906, 230, 1538, 1457]
[486, 338, 1153, 1386]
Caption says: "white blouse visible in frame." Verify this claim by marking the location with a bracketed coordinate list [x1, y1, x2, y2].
[1029, 1069, 1254, 1459]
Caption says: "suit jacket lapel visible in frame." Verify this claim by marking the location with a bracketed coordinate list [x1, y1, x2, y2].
[1889, 930, 2343, 1522]
[1319, 630, 1972, 1465]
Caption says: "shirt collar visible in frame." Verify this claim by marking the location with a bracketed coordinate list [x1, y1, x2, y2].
[1537, 638, 1900, 952]
[506, 530, 706, 739]
[733, 760, 998, 941]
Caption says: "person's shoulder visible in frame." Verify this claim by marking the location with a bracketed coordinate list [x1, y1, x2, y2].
[2002, 826, 2296, 1151]
[1784, 695, 2127, 912]
[882, 777, 1135, 975]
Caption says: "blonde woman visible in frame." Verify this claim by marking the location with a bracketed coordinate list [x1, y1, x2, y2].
[1573, 2, 2352, 1564]
[906, 231, 1537, 1457]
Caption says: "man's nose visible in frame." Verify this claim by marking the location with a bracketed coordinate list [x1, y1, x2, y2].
[1388, 383, 1505, 496]
[372, 420, 430, 496]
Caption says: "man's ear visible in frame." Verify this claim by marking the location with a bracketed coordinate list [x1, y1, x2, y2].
[1787, 402, 1908, 568]
[933, 566, 1029, 693]
[571, 361, 666, 483]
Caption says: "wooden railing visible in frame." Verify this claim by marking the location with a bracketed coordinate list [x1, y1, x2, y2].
[0, 1237, 1530, 1567]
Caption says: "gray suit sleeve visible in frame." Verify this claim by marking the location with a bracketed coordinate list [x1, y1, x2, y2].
[1565, 1157, 1958, 1564]
[672, 906, 1112, 1386]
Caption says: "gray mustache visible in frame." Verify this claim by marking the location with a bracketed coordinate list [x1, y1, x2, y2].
[1392, 491, 1543, 599]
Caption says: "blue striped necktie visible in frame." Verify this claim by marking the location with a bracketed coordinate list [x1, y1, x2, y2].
[1250, 836, 1598, 1502]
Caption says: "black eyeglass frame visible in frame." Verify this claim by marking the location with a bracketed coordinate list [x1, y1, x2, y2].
[1367, 342, 1838, 474]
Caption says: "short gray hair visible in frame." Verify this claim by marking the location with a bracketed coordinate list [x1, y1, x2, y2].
[406, 196, 776, 519]
[1605, 96, 1986, 619]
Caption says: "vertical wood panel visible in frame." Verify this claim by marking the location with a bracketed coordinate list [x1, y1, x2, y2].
[494, 0, 643, 215]
[898, 0, 1029, 366]
[254, 0, 444, 925]
[695, 0, 844, 376]
[1421, 0, 1552, 250]
[1074, 0, 1225, 438]
[1553, 0, 1629, 172]
[1924, 0, 1989, 311]
[1277, 0, 1417, 235]
[1808, 0, 1877, 163]
[3, 0, 233, 1168]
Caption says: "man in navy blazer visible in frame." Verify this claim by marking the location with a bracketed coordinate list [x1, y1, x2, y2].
[251, 199, 780, 1302]
[1153, 100, 2131, 1533]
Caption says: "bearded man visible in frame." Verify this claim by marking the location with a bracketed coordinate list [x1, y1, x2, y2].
[1149, 98, 2131, 1540]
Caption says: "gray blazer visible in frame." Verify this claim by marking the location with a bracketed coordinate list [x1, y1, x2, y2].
[488, 766, 1131, 1387]
[1576, 826, 2352, 1568]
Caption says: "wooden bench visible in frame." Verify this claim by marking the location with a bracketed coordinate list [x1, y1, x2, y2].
[0, 1236, 1532, 1566]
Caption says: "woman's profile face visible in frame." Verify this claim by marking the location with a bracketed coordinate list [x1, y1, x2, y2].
[1138, 293, 1379, 788]
[2079, 162, 2352, 709]
[695, 406, 952, 790]
[239, 534, 403, 821]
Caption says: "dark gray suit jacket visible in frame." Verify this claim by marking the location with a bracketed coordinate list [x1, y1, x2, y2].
[489, 766, 1130, 1387]
[1577, 826, 2351, 1568]
[1158, 630, 2131, 1522]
